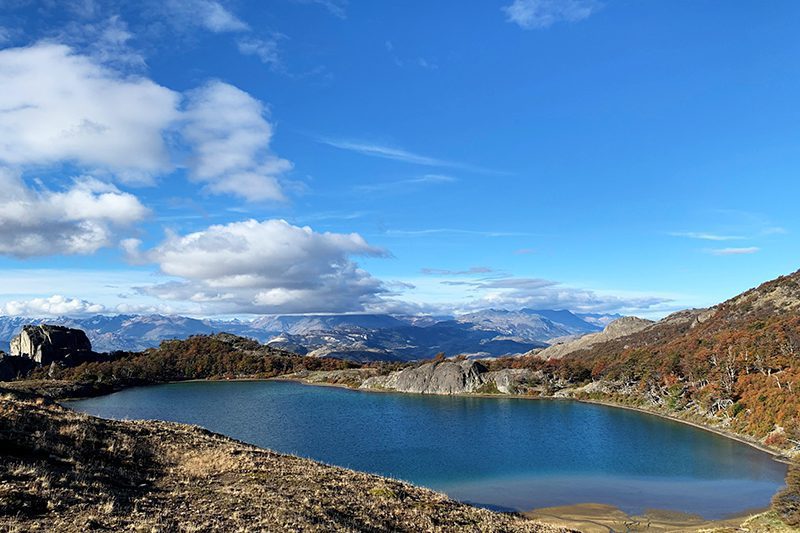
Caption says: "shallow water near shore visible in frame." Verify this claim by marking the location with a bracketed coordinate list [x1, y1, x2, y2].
[65, 380, 787, 519]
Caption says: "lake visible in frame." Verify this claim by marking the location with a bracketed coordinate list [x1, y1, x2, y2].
[64, 380, 787, 519]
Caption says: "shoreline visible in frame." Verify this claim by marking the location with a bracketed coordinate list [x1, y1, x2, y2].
[523, 502, 776, 533]
[57, 374, 792, 531]
[573, 397, 792, 464]
[52, 372, 792, 463]
[273, 374, 793, 464]
[62, 372, 791, 464]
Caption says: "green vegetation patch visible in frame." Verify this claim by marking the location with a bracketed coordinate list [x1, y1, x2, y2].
[368, 486, 398, 500]
[476, 381, 501, 394]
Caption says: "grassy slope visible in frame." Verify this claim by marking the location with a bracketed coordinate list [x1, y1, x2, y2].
[0, 391, 565, 532]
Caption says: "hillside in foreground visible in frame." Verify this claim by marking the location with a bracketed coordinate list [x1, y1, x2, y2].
[0, 390, 565, 532]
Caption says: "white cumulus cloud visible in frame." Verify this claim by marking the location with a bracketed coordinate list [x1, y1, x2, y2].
[183, 81, 293, 201]
[0, 43, 181, 183]
[0, 43, 295, 203]
[0, 168, 148, 257]
[124, 219, 388, 314]
[2, 295, 106, 317]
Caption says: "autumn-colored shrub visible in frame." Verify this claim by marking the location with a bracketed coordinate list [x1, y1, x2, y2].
[773, 462, 800, 526]
[27, 334, 358, 387]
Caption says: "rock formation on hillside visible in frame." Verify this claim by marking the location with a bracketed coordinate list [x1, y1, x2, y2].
[532, 316, 653, 360]
[10, 325, 93, 365]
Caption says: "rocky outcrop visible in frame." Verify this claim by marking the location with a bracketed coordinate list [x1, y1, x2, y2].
[10, 325, 93, 365]
[360, 360, 542, 395]
[489, 368, 541, 394]
[531, 316, 653, 360]
[362, 360, 489, 394]
[0, 353, 36, 381]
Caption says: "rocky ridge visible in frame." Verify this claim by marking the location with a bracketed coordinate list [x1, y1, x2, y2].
[531, 316, 654, 360]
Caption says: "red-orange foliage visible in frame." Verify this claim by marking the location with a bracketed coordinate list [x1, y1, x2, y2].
[37, 334, 358, 386]
[537, 312, 800, 447]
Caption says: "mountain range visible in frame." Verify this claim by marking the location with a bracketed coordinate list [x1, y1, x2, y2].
[0, 309, 615, 361]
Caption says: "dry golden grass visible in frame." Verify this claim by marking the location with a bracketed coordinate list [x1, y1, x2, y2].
[0, 392, 568, 532]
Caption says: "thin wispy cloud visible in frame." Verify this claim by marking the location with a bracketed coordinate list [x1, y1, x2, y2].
[762, 226, 788, 236]
[421, 267, 494, 276]
[292, 0, 348, 19]
[161, 1, 291, 71]
[707, 247, 760, 256]
[237, 35, 283, 68]
[295, 210, 373, 223]
[166, 0, 250, 33]
[384, 228, 535, 238]
[320, 139, 444, 165]
[670, 214, 787, 257]
[503, 0, 601, 30]
[383, 40, 438, 70]
[669, 231, 744, 241]
[355, 174, 456, 193]
[318, 139, 506, 175]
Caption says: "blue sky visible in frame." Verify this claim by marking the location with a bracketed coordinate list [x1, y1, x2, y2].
[0, 0, 797, 318]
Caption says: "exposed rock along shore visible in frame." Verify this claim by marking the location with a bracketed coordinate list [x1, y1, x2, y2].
[361, 360, 538, 395]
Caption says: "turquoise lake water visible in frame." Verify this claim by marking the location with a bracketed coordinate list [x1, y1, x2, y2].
[64, 380, 788, 518]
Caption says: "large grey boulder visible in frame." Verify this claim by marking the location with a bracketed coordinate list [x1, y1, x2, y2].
[10, 325, 93, 365]
[362, 360, 490, 394]
[360, 360, 545, 396]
